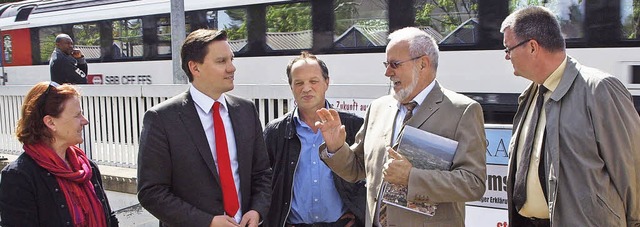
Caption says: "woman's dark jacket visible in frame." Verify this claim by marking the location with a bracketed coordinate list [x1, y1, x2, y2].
[263, 108, 366, 227]
[0, 152, 119, 227]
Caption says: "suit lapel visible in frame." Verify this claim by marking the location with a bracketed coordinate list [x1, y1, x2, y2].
[407, 81, 442, 129]
[179, 91, 220, 182]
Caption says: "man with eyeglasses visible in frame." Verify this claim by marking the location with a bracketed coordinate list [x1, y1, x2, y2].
[316, 27, 487, 226]
[501, 6, 640, 226]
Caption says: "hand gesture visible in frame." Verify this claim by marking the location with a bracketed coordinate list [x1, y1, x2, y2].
[383, 147, 412, 186]
[210, 215, 239, 227]
[239, 210, 260, 227]
[315, 108, 346, 153]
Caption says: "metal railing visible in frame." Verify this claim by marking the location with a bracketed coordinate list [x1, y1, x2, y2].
[0, 84, 388, 168]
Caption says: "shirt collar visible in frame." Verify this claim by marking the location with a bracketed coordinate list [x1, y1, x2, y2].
[542, 57, 567, 93]
[190, 84, 227, 113]
[293, 101, 329, 126]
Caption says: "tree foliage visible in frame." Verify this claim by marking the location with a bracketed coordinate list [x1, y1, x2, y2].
[509, 0, 584, 39]
[622, 0, 639, 39]
[415, 0, 478, 37]
[266, 3, 311, 33]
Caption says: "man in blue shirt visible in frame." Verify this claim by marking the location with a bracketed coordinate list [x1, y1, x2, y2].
[264, 51, 366, 227]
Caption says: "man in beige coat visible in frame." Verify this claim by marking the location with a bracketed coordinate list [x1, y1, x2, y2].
[316, 27, 487, 226]
[502, 6, 640, 226]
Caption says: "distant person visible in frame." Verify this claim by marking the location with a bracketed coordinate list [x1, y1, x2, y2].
[50, 34, 88, 84]
[263, 51, 366, 227]
[315, 27, 487, 226]
[0, 81, 118, 226]
[501, 6, 640, 226]
[137, 29, 272, 227]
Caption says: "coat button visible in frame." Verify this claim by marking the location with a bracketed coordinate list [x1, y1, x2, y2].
[66, 221, 71, 225]
[60, 204, 65, 208]
[46, 173, 51, 176]
[54, 188, 59, 192]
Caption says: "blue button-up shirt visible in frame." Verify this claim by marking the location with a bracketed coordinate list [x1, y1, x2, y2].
[288, 109, 345, 224]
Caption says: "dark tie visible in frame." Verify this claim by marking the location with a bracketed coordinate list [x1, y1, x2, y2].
[378, 101, 419, 226]
[402, 101, 418, 124]
[513, 85, 548, 211]
[212, 101, 239, 217]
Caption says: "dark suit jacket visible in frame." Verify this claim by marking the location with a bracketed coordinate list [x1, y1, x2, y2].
[137, 91, 272, 226]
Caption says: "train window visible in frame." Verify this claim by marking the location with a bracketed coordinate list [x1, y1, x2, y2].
[157, 16, 192, 56]
[38, 26, 62, 63]
[206, 8, 247, 53]
[265, 2, 312, 50]
[621, 0, 638, 39]
[334, 0, 389, 48]
[15, 6, 34, 22]
[510, 0, 584, 39]
[72, 23, 101, 60]
[633, 65, 640, 84]
[112, 18, 143, 59]
[414, 0, 477, 45]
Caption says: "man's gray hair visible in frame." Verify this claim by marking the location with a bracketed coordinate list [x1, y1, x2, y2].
[388, 27, 439, 72]
[500, 6, 565, 52]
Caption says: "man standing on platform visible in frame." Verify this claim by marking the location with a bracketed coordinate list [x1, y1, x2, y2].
[315, 27, 487, 226]
[501, 6, 640, 226]
[137, 29, 272, 227]
[264, 51, 366, 227]
[49, 34, 88, 84]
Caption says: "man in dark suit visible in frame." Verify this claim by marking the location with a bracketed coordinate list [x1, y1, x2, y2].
[137, 29, 272, 227]
[316, 27, 487, 226]
[501, 6, 640, 226]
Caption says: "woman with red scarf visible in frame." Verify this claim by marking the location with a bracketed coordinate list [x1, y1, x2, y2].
[0, 81, 118, 226]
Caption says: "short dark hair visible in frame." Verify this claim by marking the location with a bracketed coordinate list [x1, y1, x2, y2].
[55, 33, 72, 43]
[180, 29, 228, 82]
[285, 51, 329, 85]
[501, 6, 565, 52]
[16, 82, 80, 145]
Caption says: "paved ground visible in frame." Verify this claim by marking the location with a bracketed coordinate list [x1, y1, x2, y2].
[106, 191, 159, 226]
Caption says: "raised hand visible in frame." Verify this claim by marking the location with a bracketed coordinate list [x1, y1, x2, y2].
[315, 108, 347, 153]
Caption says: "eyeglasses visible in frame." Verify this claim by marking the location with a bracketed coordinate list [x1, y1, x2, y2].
[504, 39, 532, 56]
[383, 55, 425, 69]
[38, 81, 61, 116]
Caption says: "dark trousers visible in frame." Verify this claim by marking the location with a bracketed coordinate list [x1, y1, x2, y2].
[286, 217, 353, 227]
[526, 217, 550, 227]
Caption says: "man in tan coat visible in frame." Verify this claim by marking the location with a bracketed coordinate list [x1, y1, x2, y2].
[316, 27, 487, 226]
[502, 6, 640, 226]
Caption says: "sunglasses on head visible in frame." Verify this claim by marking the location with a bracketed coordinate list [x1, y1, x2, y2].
[38, 81, 61, 116]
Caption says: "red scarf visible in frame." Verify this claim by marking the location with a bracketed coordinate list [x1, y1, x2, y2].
[24, 143, 107, 227]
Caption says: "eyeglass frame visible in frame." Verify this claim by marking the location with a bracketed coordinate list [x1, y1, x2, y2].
[38, 81, 61, 116]
[504, 39, 532, 56]
[383, 55, 426, 69]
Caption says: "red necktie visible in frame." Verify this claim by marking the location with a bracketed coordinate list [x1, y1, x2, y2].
[212, 101, 239, 216]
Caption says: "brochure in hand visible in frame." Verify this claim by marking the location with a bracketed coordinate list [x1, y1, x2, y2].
[382, 125, 458, 216]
